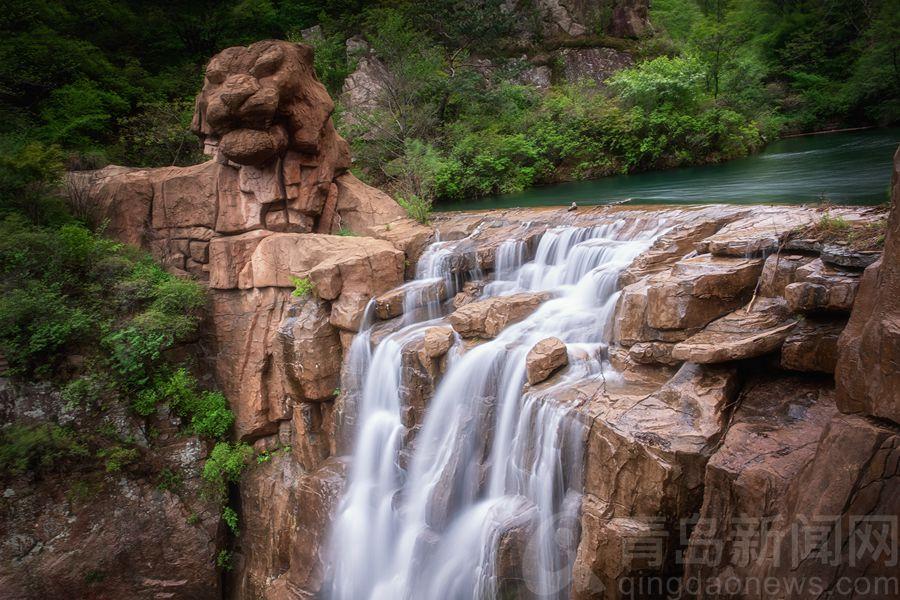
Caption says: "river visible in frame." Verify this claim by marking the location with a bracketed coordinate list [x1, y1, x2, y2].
[445, 127, 899, 210]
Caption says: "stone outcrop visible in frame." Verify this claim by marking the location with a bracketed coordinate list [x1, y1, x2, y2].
[784, 258, 861, 312]
[670, 298, 796, 364]
[78, 40, 416, 284]
[449, 292, 549, 338]
[505, 0, 649, 39]
[0, 381, 221, 599]
[560, 47, 634, 86]
[232, 454, 346, 598]
[616, 255, 763, 345]
[525, 337, 568, 384]
[836, 147, 900, 424]
[572, 363, 740, 599]
[781, 316, 845, 373]
[684, 377, 899, 598]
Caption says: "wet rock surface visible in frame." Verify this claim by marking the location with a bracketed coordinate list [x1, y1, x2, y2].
[65, 87, 896, 600]
[449, 291, 549, 338]
[671, 298, 797, 364]
[836, 148, 900, 424]
[784, 258, 861, 312]
[525, 337, 568, 384]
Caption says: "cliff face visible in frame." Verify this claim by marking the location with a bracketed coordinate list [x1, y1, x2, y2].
[35, 39, 899, 600]
[836, 146, 900, 423]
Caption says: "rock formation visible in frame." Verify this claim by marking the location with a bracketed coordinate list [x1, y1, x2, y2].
[54, 40, 897, 599]
[836, 146, 900, 423]
[60, 39, 429, 600]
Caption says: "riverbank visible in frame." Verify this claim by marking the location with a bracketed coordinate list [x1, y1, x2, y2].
[441, 127, 899, 211]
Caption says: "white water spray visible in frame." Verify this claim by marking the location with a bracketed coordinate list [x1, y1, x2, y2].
[328, 215, 669, 599]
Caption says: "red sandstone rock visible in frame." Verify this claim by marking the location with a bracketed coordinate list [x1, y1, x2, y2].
[836, 147, 899, 424]
[571, 363, 740, 599]
[448, 292, 549, 338]
[781, 316, 845, 373]
[525, 337, 568, 385]
[784, 258, 860, 312]
[232, 454, 347, 598]
[671, 298, 797, 364]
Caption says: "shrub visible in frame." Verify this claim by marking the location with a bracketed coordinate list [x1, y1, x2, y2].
[608, 56, 706, 110]
[202, 442, 253, 500]
[157, 467, 182, 492]
[114, 100, 203, 168]
[291, 276, 315, 298]
[216, 549, 234, 571]
[0, 424, 89, 475]
[222, 506, 239, 534]
[96, 445, 139, 473]
[135, 369, 234, 438]
[396, 194, 433, 224]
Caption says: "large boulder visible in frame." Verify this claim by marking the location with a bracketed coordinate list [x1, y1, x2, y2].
[784, 258, 861, 313]
[525, 337, 568, 385]
[616, 255, 763, 345]
[448, 292, 549, 338]
[836, 147, 900, 424]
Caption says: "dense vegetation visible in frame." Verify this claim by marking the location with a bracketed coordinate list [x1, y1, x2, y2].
[1, 0, 896, 211]
[0, 140, 249, 536]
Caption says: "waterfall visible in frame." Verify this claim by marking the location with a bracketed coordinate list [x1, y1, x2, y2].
[328, 216, 668, 600]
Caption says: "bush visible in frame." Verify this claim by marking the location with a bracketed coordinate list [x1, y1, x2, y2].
[396, 194, 433, 224]
[291, 276, 315, 298]
[135, 369, 234, 438]
[608, 55, 706, 110]
[96, 445, 139, 472]
[202, 442, 253, 500]
[0, 424, 89, 475]
[114, 100, 203, 168]
[222, 506, 239, 534]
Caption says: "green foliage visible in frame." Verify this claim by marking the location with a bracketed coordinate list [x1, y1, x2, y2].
[216, 549, 234, 571]
[0, 139, 68, 224]
[396, 194, 433, 225]
[157, 467, 183, 492]
[222, 506, 239, 534]
[291, 276, 315, 298]
[96, 445, 139, 473]
[114, 100, 204, 167]
[135, 369, 234, 438]
[202, 442, 254, 499]
[608, 56, 705, 110]
[0, 424, 89, 475]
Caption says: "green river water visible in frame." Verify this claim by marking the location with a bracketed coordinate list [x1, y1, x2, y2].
[445, 127, 899, 210]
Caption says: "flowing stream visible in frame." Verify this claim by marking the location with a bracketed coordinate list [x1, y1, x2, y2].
[328, 214, 672, 599]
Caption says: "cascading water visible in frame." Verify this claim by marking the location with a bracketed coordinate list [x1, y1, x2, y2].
[328, 215, 670, 600]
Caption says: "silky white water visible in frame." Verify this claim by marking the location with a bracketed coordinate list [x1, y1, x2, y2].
[328, 215, 669, 599]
